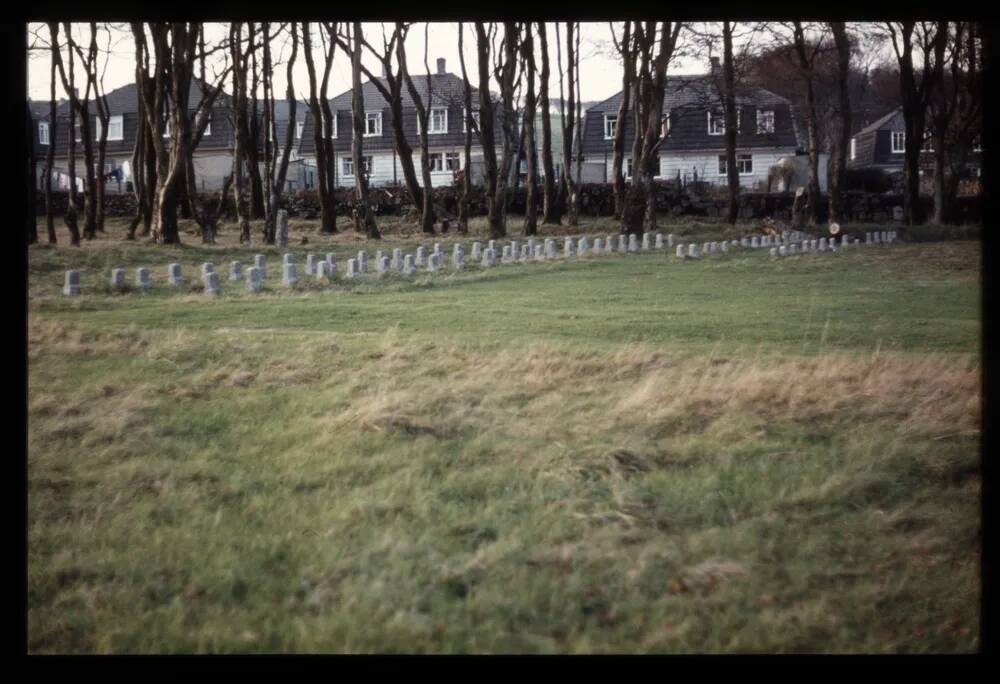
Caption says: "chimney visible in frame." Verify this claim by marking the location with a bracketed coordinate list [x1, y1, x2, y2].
[436, 58, 446, 75]
[710, 56, 720, 73]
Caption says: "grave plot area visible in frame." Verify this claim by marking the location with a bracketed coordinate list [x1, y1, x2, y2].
[27, 237, 980, 653]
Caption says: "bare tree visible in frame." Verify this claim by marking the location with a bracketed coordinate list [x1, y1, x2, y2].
[537, 22, 559, 225]
[261, 22, 299, 243]
[457, 22, 475, 234]
[621, 22, 683, 234]
[301, 21, 338, 234]
[340, 23, 428, 232]
[557, 22, 579, 225]
[789, 21, 828, 226]
[399, 22, 438, 235]
[828, 21, 852, 224]
[474, 22, 503, 239]
[884, 21, 948, 225]
[347, 22, 380, 238]
[43, 24, 59, 244]
[521, 22, 539, 235]
[609, 21, 636, 220]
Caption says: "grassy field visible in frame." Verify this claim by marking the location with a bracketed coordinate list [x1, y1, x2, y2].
[27, 216, 981, 653]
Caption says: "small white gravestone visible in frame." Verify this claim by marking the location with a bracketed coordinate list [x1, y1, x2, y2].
[521, 244, 531, 261]
[769, 247, 778, 257]
[687, 243, 698, 258]
[375, 250, 385, 268]
[778, 245, 787, 257]
[253, 255, 266, 279]
[564, 238, 575, 258]
[605, 235, 614, 253]
[357, 251, 368, 272]
[471, 242, 482, 261]
[676, 244, 685, 258]
[305, 254, 316, 276]
[618, 235, 628, 252]
[818, 237, 827, 252]
[628, 233, 639, 252]
[135, 267, 150, 291]
[392, 248, 403, 270]
[655, 233, 664, 249]
[641, 233, 651, 250]
[327, 258, 338, 279]
[702, 242, 711, 254]
[750, 236, 759, 248]
[168, 263, 183, 287]
[282, 253, 294, 267]
[229, 261, 243, 281]
[788, 244, 798, 255]
[276, 209, 289, 247]
[453, 245, 465, 270]
[433, 243, 443, 260]
[203, 272, 220, 295]
[202, 262, 215, 278]
[246, 266, 262, 292]
[593, 238, 603, 254]
[345, 258, 358, 279]
[545, 239, 556, 258]
[488, 240, 497, 255]
[720, 241, 729, 253]
[510, 240, 519, 258]
[63, 271, 80, 296]
[578, 237, 589, 254]
[427, 253, 440, 272]
[502, 245, 512, 263]
[483, 248, 496, 267]
[403, 255, 415, 275]
[316, 260, 331, 280]
[534, 244, 544, 260]
[110, 268, 125, 289]
[527, 238, 536, 254]
[376, 255, 387, 273]
[873, 232, 881, 245]
[740, 237, 749, 248]
[667, 233, 675, 248]
[865, 232, 872, 244]
[379, 256, 391, 273]
[282, 263, 298, 287]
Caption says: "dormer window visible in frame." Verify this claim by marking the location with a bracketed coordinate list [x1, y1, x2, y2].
[604, 113, 617, 140]
[708, 110, 724, 135]
[463, 107, 480, 133]
[363, 111, 381, 137]
[430, 107, 448, 134]
[756, 109, 775, 134]
[891, 131, 905, 153]
[38, 122, 49, 145]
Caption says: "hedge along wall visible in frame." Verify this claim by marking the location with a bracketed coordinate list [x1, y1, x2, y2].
[38, 183, 983, 225]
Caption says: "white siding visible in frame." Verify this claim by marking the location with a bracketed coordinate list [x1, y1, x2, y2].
[319, 145, 505, 188]
[657, 149, 796, 189]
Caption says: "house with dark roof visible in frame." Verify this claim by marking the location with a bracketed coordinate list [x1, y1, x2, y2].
[847, 106, 982, 181]
[579, 68, 807, 190]
[45, 79, 236, 192]
[297, 58, 509, 189]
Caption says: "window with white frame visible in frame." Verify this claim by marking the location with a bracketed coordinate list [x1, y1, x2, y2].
[429, 152, 445, 171]
[756, 109, 775, 134]
[200, 112, 211, 137]
[99, 115, 124, 141]
[850, 138, 857, 160]
[429, 107, 448, 134]
[343, 155, 373, 176]
[445, 152, 461, 171]
[364, 111, 381, 137]
[38, 122, 49, 145]
[604, 114, 617, 139]
[708, 110, 724, 135]
[296, 121, 304, 139]
[718, 153, 753, 175]
[891, 131, 905, 153]
[463, 107, 481, 132]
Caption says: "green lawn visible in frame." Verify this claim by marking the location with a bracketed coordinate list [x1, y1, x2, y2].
[27, 218, 981, 653]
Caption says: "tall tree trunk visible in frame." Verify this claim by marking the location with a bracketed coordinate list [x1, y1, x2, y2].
[561, 22, 579, 226]
[457, 23, 473, 234]
[398, 22, 436, 235]
[722, 21, 739, 225]
[537, 22, 559, 224]
[349, 22, 379, 238]
[44, 29, 58, 244]
[612, 22, 634, 221]
[27, 105, 37, 244]
[792, 22, 821, 226]
[828, 22, 851, 224]
[475, 22, 502, 239]
[522, 23, 539, 235]
[301, 22, 337, 234]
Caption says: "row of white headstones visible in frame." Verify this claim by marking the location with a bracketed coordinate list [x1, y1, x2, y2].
[60, 229, 899, 296]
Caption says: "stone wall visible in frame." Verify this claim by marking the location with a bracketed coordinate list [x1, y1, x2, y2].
[38, 183, 982, 225]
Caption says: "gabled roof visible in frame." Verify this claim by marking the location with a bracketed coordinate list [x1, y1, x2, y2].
[853, 107, 903, 137]
[586, 74, 792, 114]
[326, 72, 485, 110]
[50, 78, 231, 117]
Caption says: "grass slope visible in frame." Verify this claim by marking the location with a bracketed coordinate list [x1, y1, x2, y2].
[27, 222, 981, 653]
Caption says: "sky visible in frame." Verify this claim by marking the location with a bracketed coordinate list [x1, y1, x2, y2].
[26, 22, 710, 107]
